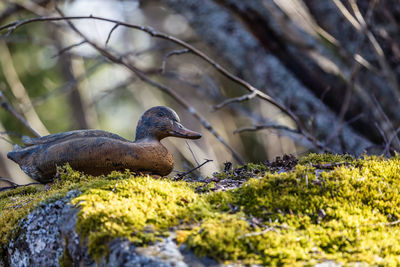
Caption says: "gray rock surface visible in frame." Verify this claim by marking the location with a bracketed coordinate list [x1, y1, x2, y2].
[7, 190, 83, 267]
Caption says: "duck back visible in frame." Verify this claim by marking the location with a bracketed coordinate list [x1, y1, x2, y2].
[7, 137, 173, 183]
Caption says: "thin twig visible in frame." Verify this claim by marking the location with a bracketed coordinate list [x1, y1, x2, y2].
[238, 226, 276, 239]
[0, 182, 42, 192]
[29, 59, 106, 108]
[174, 159, 213, 180]
[88, 76, 136, 108]
[234, 124, 300, 134]
[311, 162, 351, 170]
[350, 0, 400, 99]
[160, 48, 190, 73]
[105, 23, 120, 45]
[0, 177, 18, 186]
[335, 0, 400, 100]
[0, 90, 40, 137]
[325, 112, 364, 150]
[185, 141, 200, 166]
[371, 94, 400, 148]
[358, 219, 400, 228]
[383, 127, 400, 156]
[52, 40, 87, 58]
[375, 122, 388, 144]
[213, 91, 257, 110]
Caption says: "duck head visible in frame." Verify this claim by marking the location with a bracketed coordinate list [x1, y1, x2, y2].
[135, 106, 202, 142]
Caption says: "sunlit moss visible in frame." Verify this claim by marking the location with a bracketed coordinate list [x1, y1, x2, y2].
[298, 153, 355, 165]
[71, 175, 200, 258]
[2, 156, 400, 265]
[0, 164, 124, 260]
[69, 155, 400, 265]
[183, 155, 400, 265]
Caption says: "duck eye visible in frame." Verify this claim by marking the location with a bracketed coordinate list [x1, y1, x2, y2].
[157, 112, 164, 117]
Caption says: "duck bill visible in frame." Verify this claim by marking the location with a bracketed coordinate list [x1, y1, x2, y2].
[170, 122, 202, 139]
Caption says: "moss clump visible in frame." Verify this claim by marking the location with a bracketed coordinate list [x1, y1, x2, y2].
[212, 162, 269, 181]
[0, 164, 128, 259]
[71, 175, 200, 258]
[67, 155, 400, 265]
[298, 153, 355, 165]
[179, 156, 400, 265]
[3, 155, 400, 265]
[0, 184, 44, 252]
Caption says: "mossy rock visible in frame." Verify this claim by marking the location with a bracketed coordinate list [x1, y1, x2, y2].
[2, 154, 400, 266]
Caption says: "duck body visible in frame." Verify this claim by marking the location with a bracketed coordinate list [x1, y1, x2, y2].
[7, 106, 201, 183]
[8, 134, 173, 182]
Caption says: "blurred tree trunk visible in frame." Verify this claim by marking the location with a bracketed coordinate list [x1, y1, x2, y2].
[52, 32, 90, 130]
[160, 0, 400, 154]
[0, 0, 52, 22]
[0, 159, 10, 179]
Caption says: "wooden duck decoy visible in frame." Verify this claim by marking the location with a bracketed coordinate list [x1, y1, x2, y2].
[7, 106, 201, 183]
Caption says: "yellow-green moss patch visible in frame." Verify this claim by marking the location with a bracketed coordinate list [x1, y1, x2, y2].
[298, 153, 355, 165]
[66, 155, 400, 265]
[0, 164, 129, 259]
[3, 155, 400, 265]
[180, 156, 400, 265]
[71, 176, 200, 258]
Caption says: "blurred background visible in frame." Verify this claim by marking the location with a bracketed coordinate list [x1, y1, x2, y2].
[0, 0, 399, 185]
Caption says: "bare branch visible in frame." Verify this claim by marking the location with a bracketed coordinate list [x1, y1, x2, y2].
[51, 40, 87, 58]
[324, 1, 376, 148]
[371, 94, 400, 148]
[234, 123, 331, 153]
[160, 49, 190, 73]
[29, 59, 106, 108]
[0, 180, 42, 192]
[0, 16, 296, 121]
[0, 91, 40, 137]
[213, 92, 257, 111]
[0, 129, 27, 144]
[174, 159, 213, 180]
[335, 0, 400, 99]
[185, 140, 200, 166]
[234, 124, 300, 135]
[88, 76, 136, 108]
[382, 127, 400, 156]
[0, 177, 17, 186]
[105, 23, 121, 46]
[374, 122, 388, 145]
[238, 226, 277, 239]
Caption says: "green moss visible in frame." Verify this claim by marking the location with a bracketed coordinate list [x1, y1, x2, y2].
[181, 155, 400, 265]
[0, 164, 125, 259]
[298, 153, 355, 165]
[66, 155, 400, 265]
[213, 162, 269, 181]
[245, 162, 268, 172]
[71, 175, 200, 258]
[3, 155, 400, 265]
